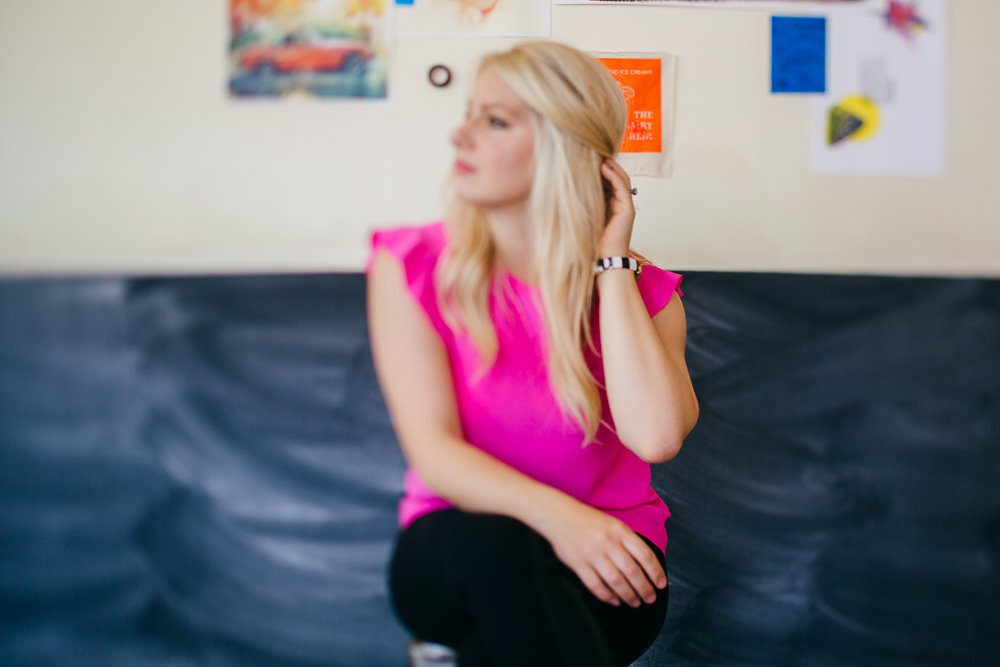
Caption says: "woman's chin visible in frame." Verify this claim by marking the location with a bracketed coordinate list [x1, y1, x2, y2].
[453, 192, 491, 209]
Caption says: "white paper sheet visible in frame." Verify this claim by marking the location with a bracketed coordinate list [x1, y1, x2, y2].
[809, 0, 947, 177]
[553, 0, 879, 12]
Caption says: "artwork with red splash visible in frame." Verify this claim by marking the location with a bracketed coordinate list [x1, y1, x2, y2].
[883, 1, 928, 41]
[447, 0, 501, 24]
[395, 0, 548, 37]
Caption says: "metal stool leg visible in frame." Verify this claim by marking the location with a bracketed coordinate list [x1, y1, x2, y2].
[408, 640, 458, 667]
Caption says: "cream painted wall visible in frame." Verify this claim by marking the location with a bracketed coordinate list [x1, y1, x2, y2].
[1, 0, 997, 276]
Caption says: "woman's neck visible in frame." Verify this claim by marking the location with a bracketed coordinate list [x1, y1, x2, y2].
[485, 206, 535, 285]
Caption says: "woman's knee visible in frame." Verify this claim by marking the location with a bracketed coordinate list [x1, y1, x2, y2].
[387, 510, 542, 644]
[388, 526, 471, 645]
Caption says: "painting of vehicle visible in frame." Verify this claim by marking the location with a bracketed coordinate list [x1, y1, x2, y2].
[237, 30, 373, 76]
[228, 0, 387, 99]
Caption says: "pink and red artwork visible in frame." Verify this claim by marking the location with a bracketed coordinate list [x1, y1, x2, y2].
[883, 1, 928, 41]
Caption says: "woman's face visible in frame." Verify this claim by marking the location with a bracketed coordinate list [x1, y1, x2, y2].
[449, 69, 535, 211]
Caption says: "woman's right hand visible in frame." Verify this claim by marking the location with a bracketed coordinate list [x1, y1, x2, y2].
[535, 499, 667, 608]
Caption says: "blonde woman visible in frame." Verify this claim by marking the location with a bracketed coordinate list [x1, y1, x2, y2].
[367, 40, 698, 666]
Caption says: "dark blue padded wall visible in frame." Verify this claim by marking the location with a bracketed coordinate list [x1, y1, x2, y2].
[1, 273, 998, 666]
[651, 274, 1000, 666]
[0, 276, 407, 666]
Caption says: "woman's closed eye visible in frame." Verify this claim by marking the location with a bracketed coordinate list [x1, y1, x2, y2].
[462, 110, 508, 129]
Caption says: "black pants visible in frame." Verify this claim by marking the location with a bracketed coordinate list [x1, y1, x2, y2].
[388, 508, 668, 667]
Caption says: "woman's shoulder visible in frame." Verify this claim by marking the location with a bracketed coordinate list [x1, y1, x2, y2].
[365, 221, 451, 335]
[367, 220, 446, 261]
[365, 220, 447, 275]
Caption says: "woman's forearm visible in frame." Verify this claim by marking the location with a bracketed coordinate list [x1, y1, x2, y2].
[414, 434, 581, 535]
[596, 269, 697, 462]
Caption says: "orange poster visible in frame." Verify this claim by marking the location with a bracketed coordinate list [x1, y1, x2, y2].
[598, 57, 663, 154]
[591, 52, 676, 178]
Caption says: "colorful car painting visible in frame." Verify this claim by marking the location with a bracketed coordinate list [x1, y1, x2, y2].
[238, 31, 373, 75]
[228, 0, 387, 99]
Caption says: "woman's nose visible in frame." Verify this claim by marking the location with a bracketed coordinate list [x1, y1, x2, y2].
[450, 118, 473, 149]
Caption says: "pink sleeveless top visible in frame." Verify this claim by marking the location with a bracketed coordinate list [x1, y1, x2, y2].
[366, 221, 684, 551]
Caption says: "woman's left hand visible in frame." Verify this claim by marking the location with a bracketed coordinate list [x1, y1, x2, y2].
[598, 157, 636, 257]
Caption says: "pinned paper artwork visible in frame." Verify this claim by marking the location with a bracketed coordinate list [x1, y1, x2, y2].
[827, 94, 880, 144]
[810, 0, 946, 176]
[771, 16, 827, 93]
[555, 1, 874, 11]
[228, 0, 389, 99]
[395, 0, 549, 37]
[593, 54, 677, 178]
[883, 0, 928, 42]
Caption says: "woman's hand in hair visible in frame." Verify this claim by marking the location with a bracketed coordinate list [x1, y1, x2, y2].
[536, 498, 667, 608]
[598, 157, 637, 257]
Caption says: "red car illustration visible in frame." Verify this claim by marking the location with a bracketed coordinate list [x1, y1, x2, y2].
[238, 31, 373, 75]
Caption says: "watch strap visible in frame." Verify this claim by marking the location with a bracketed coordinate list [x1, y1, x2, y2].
[594, 256, 641, 275]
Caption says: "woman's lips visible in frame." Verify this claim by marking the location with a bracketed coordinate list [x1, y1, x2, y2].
[454, 160, 476, 174]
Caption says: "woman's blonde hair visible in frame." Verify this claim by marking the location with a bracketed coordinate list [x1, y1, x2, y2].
[437, 40, 634, 445]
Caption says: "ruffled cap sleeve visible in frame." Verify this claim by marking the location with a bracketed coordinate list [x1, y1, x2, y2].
[635, 264, 684, 318]
[366, 222, 449, 336]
